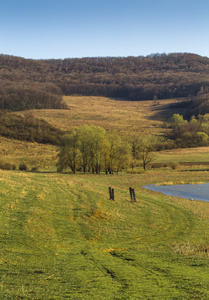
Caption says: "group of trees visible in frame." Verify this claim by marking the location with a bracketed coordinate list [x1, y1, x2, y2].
[0, 112, 63, 144]
[186, 88, 209, 117]
[167, 113, 209, 147]
[1, 53, 209, 112]
[56, 125, 159, 174]
[0, 84, 67, 111]
[47, 54, 209, 101]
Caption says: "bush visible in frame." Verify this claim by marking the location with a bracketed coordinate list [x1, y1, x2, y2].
[168, 114, 187, 125]
[31, 166, 39, 172]
[0, 162, 14, 170]
[171, 162, 179, 170]
[151, 163, 163, 169]
[163, 163, 170, 168]
[19, 163, 28, 171]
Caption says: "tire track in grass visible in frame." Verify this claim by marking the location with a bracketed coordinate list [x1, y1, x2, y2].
[33, 175, 197, 298]
[51, 177, 207, 299]
[86, 192, 196, 298]
[108, 250, 166, 297]
[46, 177, 103, 247]
[81, 178, 194, 249]
[45, 179, 132, 297]
[135, 195, 194, 246]
[108, 250, 209, 299]
[79, 249, 131, 298]
[98, 191, 194, 251]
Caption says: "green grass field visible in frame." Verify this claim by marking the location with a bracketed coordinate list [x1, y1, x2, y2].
[1, 168, 209, 299]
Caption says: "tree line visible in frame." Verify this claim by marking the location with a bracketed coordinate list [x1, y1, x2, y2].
[56, 125, 159, 174]
[56, 115, 209, 174]
[167, 112, 209, 148]
[1, 53, 209, 113]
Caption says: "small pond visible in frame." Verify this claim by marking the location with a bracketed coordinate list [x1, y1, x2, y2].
[143, 183, 209, 202]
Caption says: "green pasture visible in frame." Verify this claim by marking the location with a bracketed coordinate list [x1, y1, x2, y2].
[1, 168, 209, 299]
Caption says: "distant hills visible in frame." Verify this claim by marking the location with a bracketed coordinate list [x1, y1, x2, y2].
[0, 53, 209, 114]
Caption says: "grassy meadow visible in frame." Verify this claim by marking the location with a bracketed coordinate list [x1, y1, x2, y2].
[15, 96, 187, 136]
[1, 96, 209, 299]
[1, 169, 209, 299]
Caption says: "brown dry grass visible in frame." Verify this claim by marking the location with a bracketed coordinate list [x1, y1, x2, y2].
[16, 96, 184, 136]
[160, 146, 209, 154]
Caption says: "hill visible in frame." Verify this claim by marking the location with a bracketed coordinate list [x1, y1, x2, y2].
[0, 53, 209, 114]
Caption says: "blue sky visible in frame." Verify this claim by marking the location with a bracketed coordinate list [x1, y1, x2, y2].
[1, 0, 209, 59]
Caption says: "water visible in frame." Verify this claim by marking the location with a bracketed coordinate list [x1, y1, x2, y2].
[143, 183, 209, 202]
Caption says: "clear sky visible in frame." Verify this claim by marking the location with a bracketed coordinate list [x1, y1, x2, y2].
[1, 0, 209, 59]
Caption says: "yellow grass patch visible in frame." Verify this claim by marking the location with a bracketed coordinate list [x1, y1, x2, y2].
[90, 208, 110, 220]
[103, 248, 127, 253]
[160, 146, 209, 154]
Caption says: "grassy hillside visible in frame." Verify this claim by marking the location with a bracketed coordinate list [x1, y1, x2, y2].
[0, 137, 57, 170]
[1, 169, 209, 299]
[16, 96, 187, 136]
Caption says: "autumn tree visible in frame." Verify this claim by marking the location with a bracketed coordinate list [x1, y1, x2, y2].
[89, 126, 107, 174]
[76, 125, 92, 173]
[130, 134, 159, 170]
[138, 135, 159, 170]
[56, 131, 81, 173]
[107, 132, 131, 174]
[56, 125, 132, 174]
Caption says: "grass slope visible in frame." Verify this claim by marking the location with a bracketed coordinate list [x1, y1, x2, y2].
[16, 96, 187, 136]
[1, 169, 209, 299]
[0, 137, 58, 170]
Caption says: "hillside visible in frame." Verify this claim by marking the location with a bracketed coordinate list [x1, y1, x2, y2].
[0, 53, 209, 113]
[16, 96, 179, 135]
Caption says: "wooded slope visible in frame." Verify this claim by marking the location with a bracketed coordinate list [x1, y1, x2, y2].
[0, 53, 209, 111]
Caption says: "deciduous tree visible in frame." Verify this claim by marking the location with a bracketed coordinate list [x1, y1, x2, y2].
[56, 132, 81, 173]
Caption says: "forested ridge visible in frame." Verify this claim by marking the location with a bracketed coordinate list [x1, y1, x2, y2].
[0, 53, 209, 112]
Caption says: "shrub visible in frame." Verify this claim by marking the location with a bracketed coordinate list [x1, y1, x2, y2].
[163, 163, 170, 168]
[31, 166, 39, 172]
[19, 163, 28, 171]
[168, 114, 187, 125]
[171, 162, 179, 170]
[151, 163, 163, 169]
[0, 162, 13, 170]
